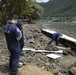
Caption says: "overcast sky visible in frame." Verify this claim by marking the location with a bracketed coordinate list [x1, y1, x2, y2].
[36, 0, 49, 3]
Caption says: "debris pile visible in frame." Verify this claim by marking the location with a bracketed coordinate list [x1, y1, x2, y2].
[0, 24, 76, 75]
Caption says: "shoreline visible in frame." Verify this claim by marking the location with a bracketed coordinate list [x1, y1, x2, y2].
[0, 24, 76, 75]
[37, 21, 76, 39]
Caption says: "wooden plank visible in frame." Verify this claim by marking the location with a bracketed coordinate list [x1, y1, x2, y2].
[23, 48, 63, 54]
[31, 50, 63, 53]
[23, 48, 35, 51]
[19, 64, 54, 75]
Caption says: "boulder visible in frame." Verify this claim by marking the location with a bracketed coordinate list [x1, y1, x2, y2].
[69, 67, 76, 75]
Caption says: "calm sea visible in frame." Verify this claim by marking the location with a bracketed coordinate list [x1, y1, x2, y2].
[37, 20, 76, 39]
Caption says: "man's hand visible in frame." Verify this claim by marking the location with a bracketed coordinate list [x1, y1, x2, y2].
[23, 25, 27, 29]
[16, 37, 21, 41]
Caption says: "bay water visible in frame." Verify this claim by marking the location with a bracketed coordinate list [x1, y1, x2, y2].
[37, 20, 76, 39]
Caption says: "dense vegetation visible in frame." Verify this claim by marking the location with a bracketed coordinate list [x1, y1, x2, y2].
[0, 0, 43, 24]
[39, 0, 76, 18]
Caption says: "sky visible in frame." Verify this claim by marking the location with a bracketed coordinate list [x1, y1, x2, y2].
[36, 0, 49, 3]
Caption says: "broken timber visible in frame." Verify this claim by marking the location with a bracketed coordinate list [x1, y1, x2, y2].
[41, 29, 76, 49]
[31, 50, 63, 53]
[23, 48, 63, 54]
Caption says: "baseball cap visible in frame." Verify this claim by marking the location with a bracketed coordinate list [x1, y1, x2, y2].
[19, 15, 24, 19]
[12, 15, 19, 19]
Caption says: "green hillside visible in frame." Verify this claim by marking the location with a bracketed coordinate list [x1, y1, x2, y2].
[39, 0, 76, 17]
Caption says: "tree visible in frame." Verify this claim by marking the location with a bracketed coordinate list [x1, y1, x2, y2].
[0, 0, 43, 24]
[22, 2, 43, 22]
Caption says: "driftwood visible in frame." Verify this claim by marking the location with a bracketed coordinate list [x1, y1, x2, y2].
[56, 46, 71, 53]
[31, 50, 63, 53]
[23, 48, 63, 54]
[55, 46, 67, 50]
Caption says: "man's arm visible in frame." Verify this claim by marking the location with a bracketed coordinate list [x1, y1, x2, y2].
[57, 36, 60, 41]
[23, 24, 27, 30]
[15, 28, 22, 41]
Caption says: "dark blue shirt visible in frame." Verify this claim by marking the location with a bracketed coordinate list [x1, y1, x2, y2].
[4, 22, 21, 51]
[52, 32, 61, 40]
[16, 21, 22, 30]
[16, 21, 24, 44]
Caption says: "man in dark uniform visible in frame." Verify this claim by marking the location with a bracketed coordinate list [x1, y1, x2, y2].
[48, 32, 62, 45]
[16, 15, 24, 55]
[4, 15, 21, 75]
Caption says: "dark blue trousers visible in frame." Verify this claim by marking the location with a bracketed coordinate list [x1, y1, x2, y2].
[48, 34, 59, 45]
[9, 49, 20, 75]
[20, 34, 24, 54]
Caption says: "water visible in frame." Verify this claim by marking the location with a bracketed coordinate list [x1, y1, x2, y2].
[37, 20, 76, 39]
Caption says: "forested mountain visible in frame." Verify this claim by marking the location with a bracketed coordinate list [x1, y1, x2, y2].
[39, 0, 76, 17]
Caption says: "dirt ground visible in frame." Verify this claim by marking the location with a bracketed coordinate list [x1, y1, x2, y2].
[19, 64, 54, 75]
[0, 24, 76, 75]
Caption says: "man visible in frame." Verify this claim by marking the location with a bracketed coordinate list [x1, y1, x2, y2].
[4, 15, 21, 75]
[48, 32, 62, 45]
[16, 15, 24, 55]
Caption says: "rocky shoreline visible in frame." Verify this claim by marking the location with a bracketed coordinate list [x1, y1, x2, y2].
[0, 24, 76, 75]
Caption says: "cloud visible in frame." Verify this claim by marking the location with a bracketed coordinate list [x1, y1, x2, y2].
[36, 0, 49, 3]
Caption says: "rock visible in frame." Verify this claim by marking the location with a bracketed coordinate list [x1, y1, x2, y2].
[33, 28, 41, 33]
[58, 72, 64, 75]
[54, 72, 65, 75]
[58, 55, 76, 70]
[65, 47, 71, 53]
[0, 72, 4, 75]
[45, 63, 50, 66]
[20, 56, 26, 65]
[26, 34, 33, 39]
[51, 68, 62, 74]
[28, 38, 35, 44]
[63, 51, 68, 55]
[54, 72, 64, 75]
[18, 62, 23, 68]
[69, 67, 76, 75]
